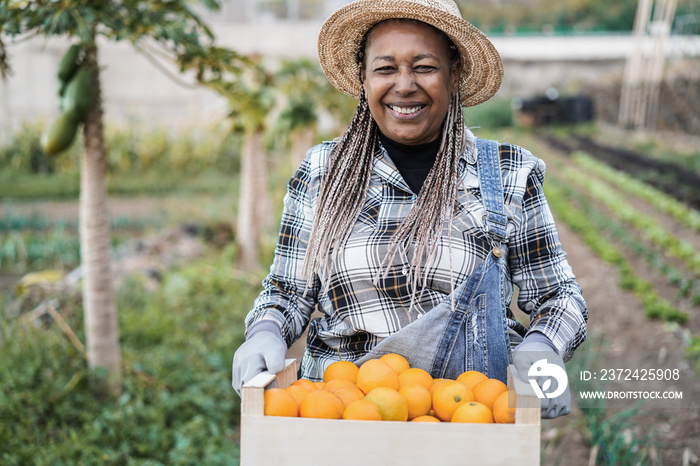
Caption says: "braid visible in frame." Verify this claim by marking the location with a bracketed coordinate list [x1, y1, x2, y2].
[303, 90, 377, 286]
[381, 91, 466, 295]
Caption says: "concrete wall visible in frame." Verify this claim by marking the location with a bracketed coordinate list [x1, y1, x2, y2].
[1, 24, 698, 135]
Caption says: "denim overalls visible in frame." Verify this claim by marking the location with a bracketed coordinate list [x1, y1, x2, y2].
[355, 138, 511, 384]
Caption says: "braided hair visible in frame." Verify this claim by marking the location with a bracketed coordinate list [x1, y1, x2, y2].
[303, 19, 468, 300]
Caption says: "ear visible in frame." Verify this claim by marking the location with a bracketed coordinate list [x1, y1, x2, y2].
[450, 68, 460, 94]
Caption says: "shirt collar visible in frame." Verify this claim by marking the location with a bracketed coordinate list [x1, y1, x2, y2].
[462, 127, 478, 166]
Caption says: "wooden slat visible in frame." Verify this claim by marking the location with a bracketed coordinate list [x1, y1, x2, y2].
[508, 364, 542, 427]
[241, 359, 297, 416]
[241, 416, 539, 465]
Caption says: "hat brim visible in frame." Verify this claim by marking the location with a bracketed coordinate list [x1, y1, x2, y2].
[318, 0, 504, 107]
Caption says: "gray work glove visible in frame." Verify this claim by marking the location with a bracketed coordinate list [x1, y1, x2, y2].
[232, 327, 287, 397]
[513, 339, 571, 419]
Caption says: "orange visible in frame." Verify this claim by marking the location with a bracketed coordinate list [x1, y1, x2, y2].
[398, 367, 434, 391]
[451, 401, 494, 423]
[380, 353, 410, 375]
[323, 378, 356, 393]
[432, 380, 474, 422]
[456, 370, 488, 391]
[323, 360, 359, 384]
[493, 389, 516, 424]
[411, 415, 441, 422]
[314, 381, 326, 390]
[429, 378, 450, 396]
[343, 399, 383, 421]
[299, 389, 344, 419]
[285, 384, 311, 407]
[364, 387, 409, 421]
[264, 388, 299, 417]
[472, 378, 508, 411]
[399, 384, 432, 420]
[356, 359, 400, 394]
[333, 385, 365, 408]
[291, 378, 318, 392]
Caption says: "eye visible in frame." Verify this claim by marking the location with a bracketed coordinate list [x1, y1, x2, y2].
[414, 65, 437, 73]
[374, 66, 396, 73]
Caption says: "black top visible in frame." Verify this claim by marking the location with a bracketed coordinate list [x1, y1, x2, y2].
[378, 131, 440, 195]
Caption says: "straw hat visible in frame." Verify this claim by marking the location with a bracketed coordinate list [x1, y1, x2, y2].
[318, 0, 503, 107]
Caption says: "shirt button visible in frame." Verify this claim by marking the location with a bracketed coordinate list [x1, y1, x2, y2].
[401, 267, 409, 275]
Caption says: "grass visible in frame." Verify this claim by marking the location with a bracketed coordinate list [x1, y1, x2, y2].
[0, 244, 264, 465]
[0, 120, 242, 201]
[0, 168, 241, 200]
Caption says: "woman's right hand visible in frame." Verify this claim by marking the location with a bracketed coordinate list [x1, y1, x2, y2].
[232, 329, 287, 397]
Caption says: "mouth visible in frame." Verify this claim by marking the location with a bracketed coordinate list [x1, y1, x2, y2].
[387, 104, 426, 116]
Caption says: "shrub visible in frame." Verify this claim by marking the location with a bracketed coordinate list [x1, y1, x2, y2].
[0, 249, 259, 464]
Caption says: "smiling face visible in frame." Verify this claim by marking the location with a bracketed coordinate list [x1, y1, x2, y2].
[362, 20, 460, 146]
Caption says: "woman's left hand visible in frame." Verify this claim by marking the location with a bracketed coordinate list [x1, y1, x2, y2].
[512, 341, 572, 419]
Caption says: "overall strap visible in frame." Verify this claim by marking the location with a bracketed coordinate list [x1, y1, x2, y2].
[475, 138, 508, 245]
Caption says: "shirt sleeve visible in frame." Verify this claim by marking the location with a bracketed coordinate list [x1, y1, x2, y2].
[243, 147, 325, 346]
[508, 157, 588, 362]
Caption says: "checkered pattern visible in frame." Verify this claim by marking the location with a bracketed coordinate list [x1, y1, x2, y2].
[244, 129, 588, 375]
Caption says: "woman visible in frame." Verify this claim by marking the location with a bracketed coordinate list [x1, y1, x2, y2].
[232, 0, 588, 419]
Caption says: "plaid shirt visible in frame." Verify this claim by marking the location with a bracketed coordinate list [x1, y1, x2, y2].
[244, 129, 588, 376]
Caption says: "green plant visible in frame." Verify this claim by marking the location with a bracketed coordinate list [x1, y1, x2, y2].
[572, 151, 700, 234]
[566, 339, 661, 466]
[0, 230, 81, 272]
[560, 164, 700, 277]
[565, 183, 700, 305]
[687, 335, 700, 376]
[0, 123, 242, 200]
[545, 179, 688, 323]
[1, 0, 253, 395]
[0, 249, 258, 464]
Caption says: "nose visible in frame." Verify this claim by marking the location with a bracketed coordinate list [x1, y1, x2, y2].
[394, 67, 417, 95]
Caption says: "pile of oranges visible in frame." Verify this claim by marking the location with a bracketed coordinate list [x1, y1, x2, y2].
[263, 353, 516, 424]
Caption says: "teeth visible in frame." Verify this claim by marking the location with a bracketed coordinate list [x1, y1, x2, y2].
[390, 105, 423, 115]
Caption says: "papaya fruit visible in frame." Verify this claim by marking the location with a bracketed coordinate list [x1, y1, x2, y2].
[57, 44, 82, 82]
[58, 78, 68, 97]
[41, 112, 79, 156]
[61, 66, 94, 122]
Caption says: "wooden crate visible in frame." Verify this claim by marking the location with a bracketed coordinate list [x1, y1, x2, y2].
[241, 359, 541, 466]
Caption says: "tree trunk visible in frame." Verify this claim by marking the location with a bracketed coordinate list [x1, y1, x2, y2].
[237, 130, 269, 271]
[290, 127, 314, 170]
[81, 42, 122, 396]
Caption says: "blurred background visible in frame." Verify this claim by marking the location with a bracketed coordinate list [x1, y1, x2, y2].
[1, 1, 699, 465]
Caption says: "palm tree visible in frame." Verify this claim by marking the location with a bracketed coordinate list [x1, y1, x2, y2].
[207, 58, 275, 271]
[0, 1, 247, 396]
